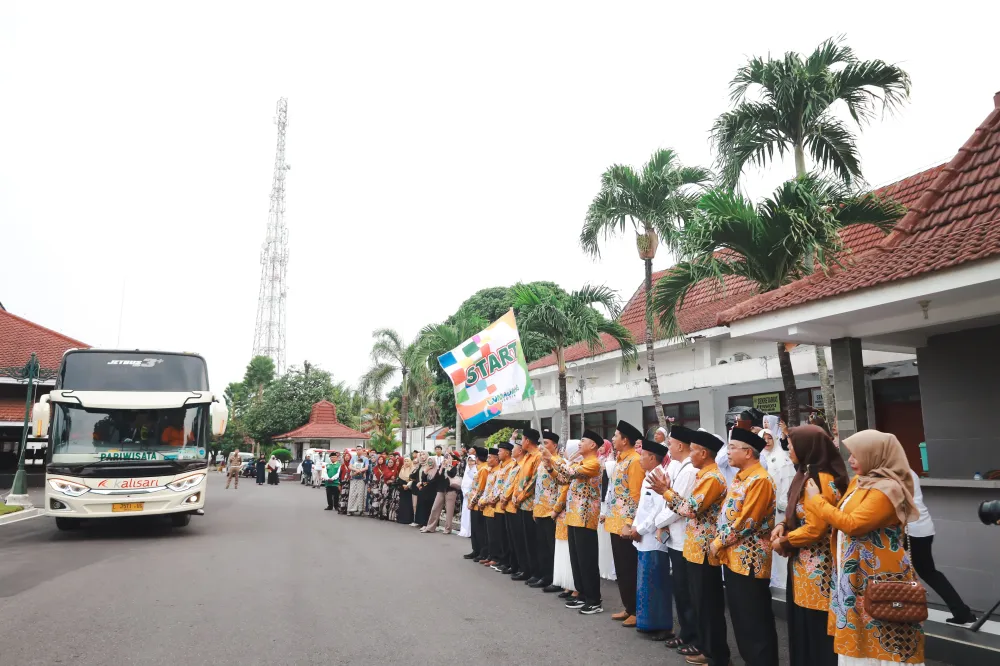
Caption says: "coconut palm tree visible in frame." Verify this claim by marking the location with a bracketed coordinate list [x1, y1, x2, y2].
[359, 329, 420, 454]
[582, 149, 711, 428]
[712, 37, 911, 428]
[418, 312, 488, 447]
[511, 283, 638, 442]
[652, 175, 904, 425]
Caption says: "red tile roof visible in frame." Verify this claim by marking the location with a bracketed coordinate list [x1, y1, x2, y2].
[0, 397, 31, 422]
[273, 400, 370, 440]
[0, 309, 89, 372]
[720, 95, 1000, 324]
[528, 167, 941, 371]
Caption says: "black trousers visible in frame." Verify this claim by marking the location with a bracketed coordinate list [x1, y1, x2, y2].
[724, 566, 779, 666]
[688, 560, 730, 666]
[535, 516, 556, 584]
[518, 510, 539, 578]
[568, 526, 600, 605]
[504, 511, 520, 572]
[669, 548, 698, 645]
[325, 485, 340, 509]
[509, 509, 529, 574]
[486, 515, 505, 563]
[787, 570, 836, 666]
[911, 534, 972, 618]
[470, 510, 485, 558]
[609, 533, 638, 615]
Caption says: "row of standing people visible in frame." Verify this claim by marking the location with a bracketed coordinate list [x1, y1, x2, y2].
[461, 419, 943, 666]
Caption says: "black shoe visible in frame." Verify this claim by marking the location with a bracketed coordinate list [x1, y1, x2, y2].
[947, 612, 977, 625]
[528, 580, 547, 589]
[579, 603, 604, 615]
[463, 553, 476, 560]
[542, 585, 562, 593]
[645, 630, 675, 641]
[525, 577, 541, 586]
[498, 566, 512, 574]
[505, 569, 518, 576]
[324, 507, 333, 510]
[558, 590, 573, 599]
[472, 557, 483, 563]
[511, 573, 530, 581]
[564, 599, 586, 609]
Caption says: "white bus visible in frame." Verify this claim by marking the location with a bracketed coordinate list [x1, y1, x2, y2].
[33, 349, 228, 530]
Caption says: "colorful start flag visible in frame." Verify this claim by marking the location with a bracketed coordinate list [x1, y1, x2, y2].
[437, 309, 536, 430]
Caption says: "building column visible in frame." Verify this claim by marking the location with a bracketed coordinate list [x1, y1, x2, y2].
[830, 337, 870, 442]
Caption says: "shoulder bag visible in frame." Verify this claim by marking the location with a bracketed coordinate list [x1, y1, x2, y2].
[861, 526, 928, 623]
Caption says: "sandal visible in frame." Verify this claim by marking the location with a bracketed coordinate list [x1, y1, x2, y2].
[664, 637, 685, 649]
[677, 644, 701, 657]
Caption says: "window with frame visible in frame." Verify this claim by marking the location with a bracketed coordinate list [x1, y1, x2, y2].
[540, 417, 552, 433]
[643, 401, 700, 438]
[569, 410, 617, 441]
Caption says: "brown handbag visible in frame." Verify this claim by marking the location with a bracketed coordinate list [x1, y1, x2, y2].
[861, 527, 928, 623]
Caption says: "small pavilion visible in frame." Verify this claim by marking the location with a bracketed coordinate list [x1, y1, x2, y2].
[273, 400, 369, 461]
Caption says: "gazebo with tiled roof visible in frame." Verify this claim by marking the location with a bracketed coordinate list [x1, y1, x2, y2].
[273, 400, 369, 460]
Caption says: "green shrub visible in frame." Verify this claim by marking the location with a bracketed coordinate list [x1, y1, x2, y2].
[271, 448, 292, 462]
[485, 428, 516, 447]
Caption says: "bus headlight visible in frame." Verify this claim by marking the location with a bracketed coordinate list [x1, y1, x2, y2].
[48, 479, 90, 497]
[166, 474, 205, 492]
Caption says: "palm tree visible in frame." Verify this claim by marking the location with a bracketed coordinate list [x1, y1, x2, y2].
[582, 149, 712, 428]
[511, 283, 638, 442]
[652, 175, 904, 425]
[711, 36, 910, 427]
[418, 312, 488, 447]
[361, 401, 400, 454]
[359, 329, 420, 454]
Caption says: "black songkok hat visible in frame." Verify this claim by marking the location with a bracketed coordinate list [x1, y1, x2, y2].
[522, 428, 541, 444]
[643, 439, 668, 457]
[669, 425, 696, 444]
[475, 446, 488, 462]
[582, 429, 603, 445]
[498, 441, 513, 451]
[616, 420, 643, 445]
[691, 430, 723, 454]
[487, 447, 499, 456]
[542, 430, 560, 444]
[730, 427, 767, 453]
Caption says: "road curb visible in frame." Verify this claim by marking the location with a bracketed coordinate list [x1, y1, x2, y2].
[0, 507, 42, 526]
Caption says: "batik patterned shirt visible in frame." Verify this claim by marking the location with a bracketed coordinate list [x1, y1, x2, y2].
[502, 459, 521, 514]
[714, 462, 776, 579]
[514, 449, 541, 511]
[784, 472, 842, 611]
[604, 449, 643, 535]
[663, 462, 727, 565]
[533, 453, 564, 519]
[552, 454, 602, 530]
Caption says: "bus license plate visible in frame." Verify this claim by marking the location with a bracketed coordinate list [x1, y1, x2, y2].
[112, 503, 144, 513]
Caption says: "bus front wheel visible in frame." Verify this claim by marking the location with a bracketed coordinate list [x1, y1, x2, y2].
[170, 512, 192, 527]
[55, 518, 81, 531]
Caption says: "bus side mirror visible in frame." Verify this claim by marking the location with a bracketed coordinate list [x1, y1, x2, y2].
[33, 395, 51, 437]
[211, 401, 228, 437]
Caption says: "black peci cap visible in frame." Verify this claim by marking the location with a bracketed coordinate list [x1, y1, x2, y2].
[691, 430, 723, 454]
[730, 427, 767, 453]
[616, 420, 643, 445]
[542, 430, 560, 444]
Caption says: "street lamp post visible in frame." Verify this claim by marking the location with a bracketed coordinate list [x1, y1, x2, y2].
[4, 353, 40, 508]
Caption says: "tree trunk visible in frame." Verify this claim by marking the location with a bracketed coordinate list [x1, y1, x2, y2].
[455, 408, 462, 451]
[794, 143, 807, 178]
[814, 346, 837, 435]
[556, 347, 570, 443]
[400, 369, 408, 455]
[644, 257, 666, 428]
[777, 342, 801, 426]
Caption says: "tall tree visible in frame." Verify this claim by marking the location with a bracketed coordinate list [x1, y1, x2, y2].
[418, 312, 488, 446]
[652, 176, 903, 425]
[711, 36, 910, 428]
[582, 149, 711, 428]
[360, 329, 420, 454]
[511, 283, 637, 442]
[244, 362, 337, 446]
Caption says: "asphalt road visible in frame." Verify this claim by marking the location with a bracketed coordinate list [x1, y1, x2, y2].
[0, 473, 943, 666]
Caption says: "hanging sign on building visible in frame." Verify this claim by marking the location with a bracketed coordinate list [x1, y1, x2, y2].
[437, 309, 536, 430]
[753, 392, 781, 414]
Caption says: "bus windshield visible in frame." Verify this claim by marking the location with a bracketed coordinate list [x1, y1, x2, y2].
[58, 351, 209, 391]
[51, 404, 209, 463]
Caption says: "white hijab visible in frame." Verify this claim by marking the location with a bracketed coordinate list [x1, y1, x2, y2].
[763, 414, 782, 446]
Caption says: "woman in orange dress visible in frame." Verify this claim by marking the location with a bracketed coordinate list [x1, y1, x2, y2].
[771, 424, 848, 666]
[804, 430, 924, 666]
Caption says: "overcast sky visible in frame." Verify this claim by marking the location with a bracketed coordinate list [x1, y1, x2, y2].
[2, 2, 998, 393]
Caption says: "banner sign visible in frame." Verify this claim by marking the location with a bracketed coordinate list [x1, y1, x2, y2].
[437, 309, 536, 430]
[752, 392, 781, 414]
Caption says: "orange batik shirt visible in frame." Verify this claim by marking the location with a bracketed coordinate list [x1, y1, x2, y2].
[480, 467, 501, 518]
[712, 462, 776, 580]
[496, 458, 518, 513]
[502, 459, 521, 514]
[783, 471, 842, 611]
[604, 449, 643, 535]
[467, 465, 489, 511]
[663, 462, 727, 566]
[513, 449, 542, 511]
[554, 483, 570, 540]
[552, 454, 602, 530]
[533, 453, 564, 519]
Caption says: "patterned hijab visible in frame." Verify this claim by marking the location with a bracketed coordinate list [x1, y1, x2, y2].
[845, 430, 918, 525]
